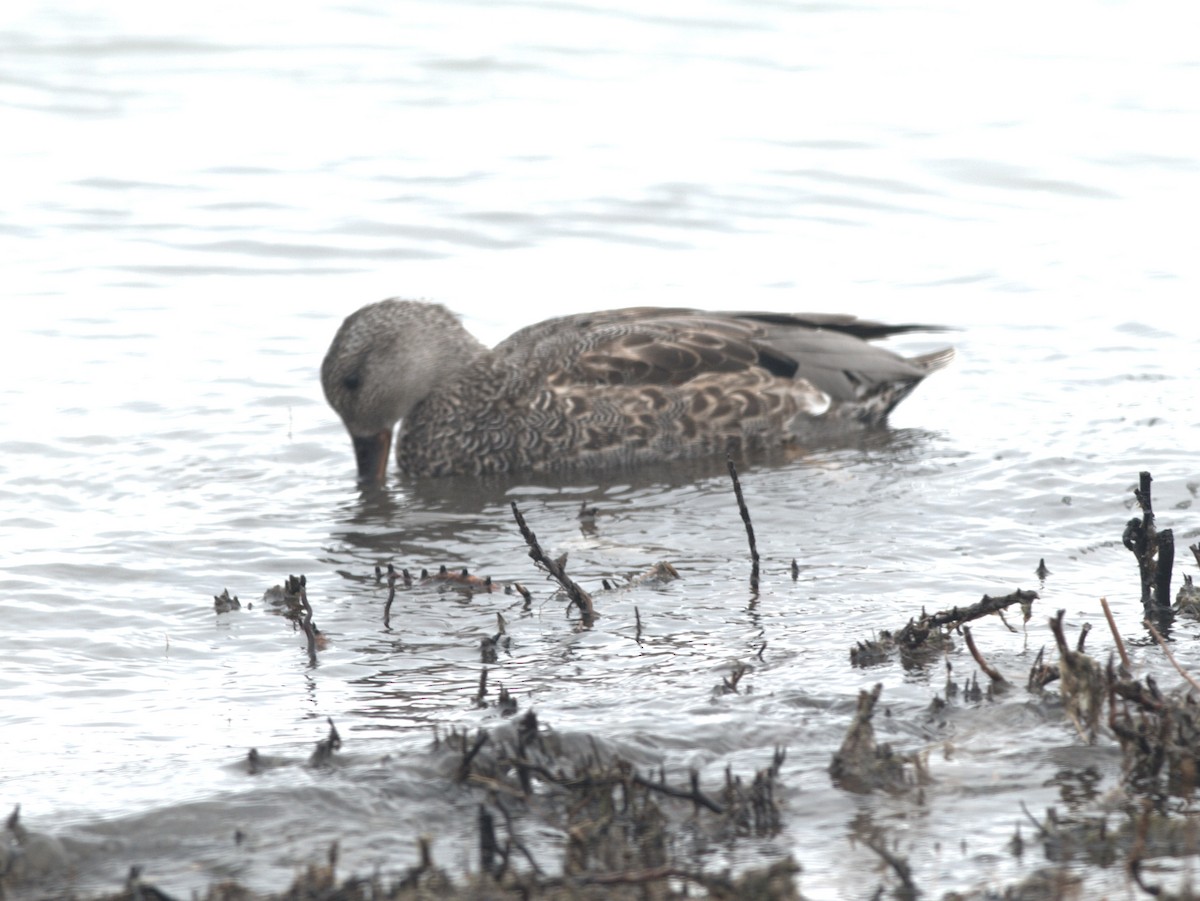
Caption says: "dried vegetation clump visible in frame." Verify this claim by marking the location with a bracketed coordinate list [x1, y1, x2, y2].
[15, 469, 1200, 900]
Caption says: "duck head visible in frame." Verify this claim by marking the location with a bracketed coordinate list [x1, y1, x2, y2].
[321, 299, 486, 485]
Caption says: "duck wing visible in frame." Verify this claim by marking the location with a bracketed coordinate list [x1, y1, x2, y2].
[492, 307, 950, 401]
[739, 312, 953, 403]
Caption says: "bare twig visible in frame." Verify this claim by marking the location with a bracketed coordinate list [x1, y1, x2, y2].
[1125, 470, 1170, 609]
[962, 625, 1009, 688]
[926, 590, 1038, 629]
[862, 830, 919, 901]
[1075, 621, 1091, 653]
[477, 805, 499, 876]
[475, 667, 489, 707]
[1049, 610, 1105, 741]
[510, 502, 597, 627]
[1155, 528, 1175, 608]
[1018, 800, 1051, 838]
[297, 575, 319, 666]
[1099, 596, 1131, 672]
[1144, 618, 1200, 695]
[490, 753, 726, 815]
[383, 563, 397, 629]
[457, 730, 490, 782]
[396, 836, 433, 890]
[719, 661, 750, 694]
[727, 456, 760, 593]
[511, 582, 532, 609]
[489, 797, 542, 877]
[1027, 645, 1059, 690]
[309, 717, 341, 766]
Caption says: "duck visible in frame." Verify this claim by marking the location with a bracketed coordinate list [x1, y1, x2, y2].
[321, 299, 953, 483]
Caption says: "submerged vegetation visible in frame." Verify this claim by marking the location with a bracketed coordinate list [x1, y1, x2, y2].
[7, 470, 1200, 900]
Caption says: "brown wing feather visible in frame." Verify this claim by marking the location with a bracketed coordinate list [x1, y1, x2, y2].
[567, 325, 761, 386]
[509, 311, 766, 388]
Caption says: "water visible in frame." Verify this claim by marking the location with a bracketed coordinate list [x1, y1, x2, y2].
[2, 0, 1199, 897]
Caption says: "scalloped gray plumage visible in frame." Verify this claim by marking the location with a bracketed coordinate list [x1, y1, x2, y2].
[321, 299, 954, 482]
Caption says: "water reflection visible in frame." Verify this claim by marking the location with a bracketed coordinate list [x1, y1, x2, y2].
[324, 424, 949, 559]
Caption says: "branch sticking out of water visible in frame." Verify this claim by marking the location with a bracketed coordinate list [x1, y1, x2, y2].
[1049, 609, 1105, 742]
[475, 667, 489, 707]
[926, 589, 1039, 630]
[383, 563, 397, 629]
[296, 575, 320, 667]
[861, 829, 919, 901]
[1099, 596, 1131, 674]
[829, 683, 928, 794]
[1156, 528, 1175, 609]
[1124, 470, 1176, 614]
[726, 456, 760, 594]
[511, 582, 532, 610]
[308, 717, 341, 767]
[457, 729, 490, 783]
[1144, 618, 1200, 696]
[510, 501, 597, 627]
[962, 625, 1009, 691]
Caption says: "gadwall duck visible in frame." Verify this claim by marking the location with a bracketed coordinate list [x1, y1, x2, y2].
[322, 299, 953, 483]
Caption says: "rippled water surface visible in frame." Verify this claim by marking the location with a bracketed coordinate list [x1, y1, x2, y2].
[2, 1, 1199, 898]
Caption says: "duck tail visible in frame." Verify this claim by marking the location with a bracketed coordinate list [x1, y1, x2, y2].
[909, 346, 955, 374]
[834, 346, 954, 426]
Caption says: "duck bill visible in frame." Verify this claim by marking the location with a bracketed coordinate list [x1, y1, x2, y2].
[352, 430, 393, 486]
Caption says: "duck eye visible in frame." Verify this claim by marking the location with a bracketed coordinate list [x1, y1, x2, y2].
[343, 373, 362, 391]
